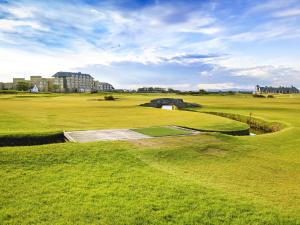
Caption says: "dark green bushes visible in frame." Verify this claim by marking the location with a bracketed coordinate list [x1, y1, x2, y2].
[0, 90, 19, 94]
[104, 95, 116, 101]
[253, 94, 266, 98]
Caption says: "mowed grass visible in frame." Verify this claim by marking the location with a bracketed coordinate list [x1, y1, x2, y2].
[0, 93, 300, 224]
[133, 126, 191, 137]
[0, 141, 298, 225]
[0, 94, 247, 134]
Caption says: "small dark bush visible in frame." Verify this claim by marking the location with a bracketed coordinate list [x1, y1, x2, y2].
[267, 95, 275, 98]
[90, 90, 98, 94]
[253, 94, 266, 98]
[0, 90, 19, 94]
[104, 95, 116, 101]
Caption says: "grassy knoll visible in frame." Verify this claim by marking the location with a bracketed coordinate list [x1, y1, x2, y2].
[0, 93, 300, 224]
[133, 126, 191, 137]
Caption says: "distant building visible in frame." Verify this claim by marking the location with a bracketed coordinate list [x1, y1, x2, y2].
[3, 82, 13, 90]
[0, 72, 114, 93]
[255, 85, 299, 94]
[30, 76, 50, 92]
[53, 72, 94, 92]
[30, 85, 39, 93]
[137, 87, 167, 93]
[12, 78, 26, 89]
[94, 81, 114, 91]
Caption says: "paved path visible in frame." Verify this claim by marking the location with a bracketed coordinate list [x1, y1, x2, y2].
[64, 129, 152, 143]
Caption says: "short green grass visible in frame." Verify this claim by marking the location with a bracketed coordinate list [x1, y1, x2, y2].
[0, 93, 300, 224]
[133, 126, 191, 137]
[0, 93, 247, 135]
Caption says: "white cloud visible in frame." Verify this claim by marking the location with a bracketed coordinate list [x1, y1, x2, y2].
[273, 8, 300, 17]
[7, 6, 36, 18]
[248, 0, 298, 13]
[0, 19, 48, 32]
[231, 67, 272, 78]
[198, 82, 253, 90]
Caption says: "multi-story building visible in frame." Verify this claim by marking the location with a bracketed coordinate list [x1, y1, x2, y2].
[137, 87, 167, 93]
[52, 72, 94, 92]
[29, 76, 50, 92]
[93, 81, 114, 91]
[3, 82, 14, 90]
[12, 78, 26, 89]
[0, 72, 114, 93]
[255, 85, 299, 94]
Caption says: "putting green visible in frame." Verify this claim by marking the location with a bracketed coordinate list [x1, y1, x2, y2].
[133, 126, 192, 137]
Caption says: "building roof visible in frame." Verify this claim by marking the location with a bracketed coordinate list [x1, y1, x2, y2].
[52, 72, 93, 78]
[256, 85, 299, 92]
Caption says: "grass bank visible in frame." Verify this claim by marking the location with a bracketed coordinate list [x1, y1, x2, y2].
[0, 131, 65, 147]
[203, 111, 285, 134]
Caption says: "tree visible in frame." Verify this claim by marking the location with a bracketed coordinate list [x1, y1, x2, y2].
[50, 84, 60, 92]
[16, 81, 30, 91]
[199, 89, 207, 95]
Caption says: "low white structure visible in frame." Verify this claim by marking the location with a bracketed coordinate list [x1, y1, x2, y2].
[161, 105, 175, 110]
[31, 85, 39, 93]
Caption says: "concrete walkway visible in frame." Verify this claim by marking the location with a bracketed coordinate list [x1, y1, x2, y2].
[64, 129, 152, 143]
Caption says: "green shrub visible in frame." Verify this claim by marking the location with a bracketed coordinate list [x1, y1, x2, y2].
[0, 90, 19, 94]
[267, 95, 275, 98]
[253, 94, 266, 98]
[104, 95, 116, 101]
[90, 90, 98, 94]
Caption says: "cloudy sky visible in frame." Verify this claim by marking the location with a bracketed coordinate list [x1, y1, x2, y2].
[0, 0, 300, 90]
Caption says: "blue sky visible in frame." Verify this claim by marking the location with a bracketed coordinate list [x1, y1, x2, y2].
[0, 0, 300, 90]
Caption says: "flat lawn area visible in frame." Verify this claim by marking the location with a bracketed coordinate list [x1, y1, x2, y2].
[133, 126, 191, 137]
[0, 94, 247, 134]
[0, 93, 300, 224]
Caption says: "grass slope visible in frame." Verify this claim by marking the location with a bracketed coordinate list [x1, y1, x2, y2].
[0, 141, 298, 225]
[0, 93, 300, 224]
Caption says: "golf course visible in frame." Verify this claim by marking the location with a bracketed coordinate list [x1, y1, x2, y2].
[0, 93, 299, 224]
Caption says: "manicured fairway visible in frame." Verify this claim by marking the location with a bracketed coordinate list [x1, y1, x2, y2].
[133, 126, 192, 137]
[0, 94, 247, 134]
[0, 93, 300, 224]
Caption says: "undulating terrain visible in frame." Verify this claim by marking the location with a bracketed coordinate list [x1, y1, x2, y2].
[0, 93, 299, 224]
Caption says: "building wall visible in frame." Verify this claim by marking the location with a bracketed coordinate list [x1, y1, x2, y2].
[3, 83, 13, 90]
[29, 76, 49, 92]
[13, 78, 26, 89]
[53, 78, 64, 92]
[65, 74, 94, 92]
[1, 72, 114, 93]
[94, 81, 114, 91]
[256, 85, 299, 94]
